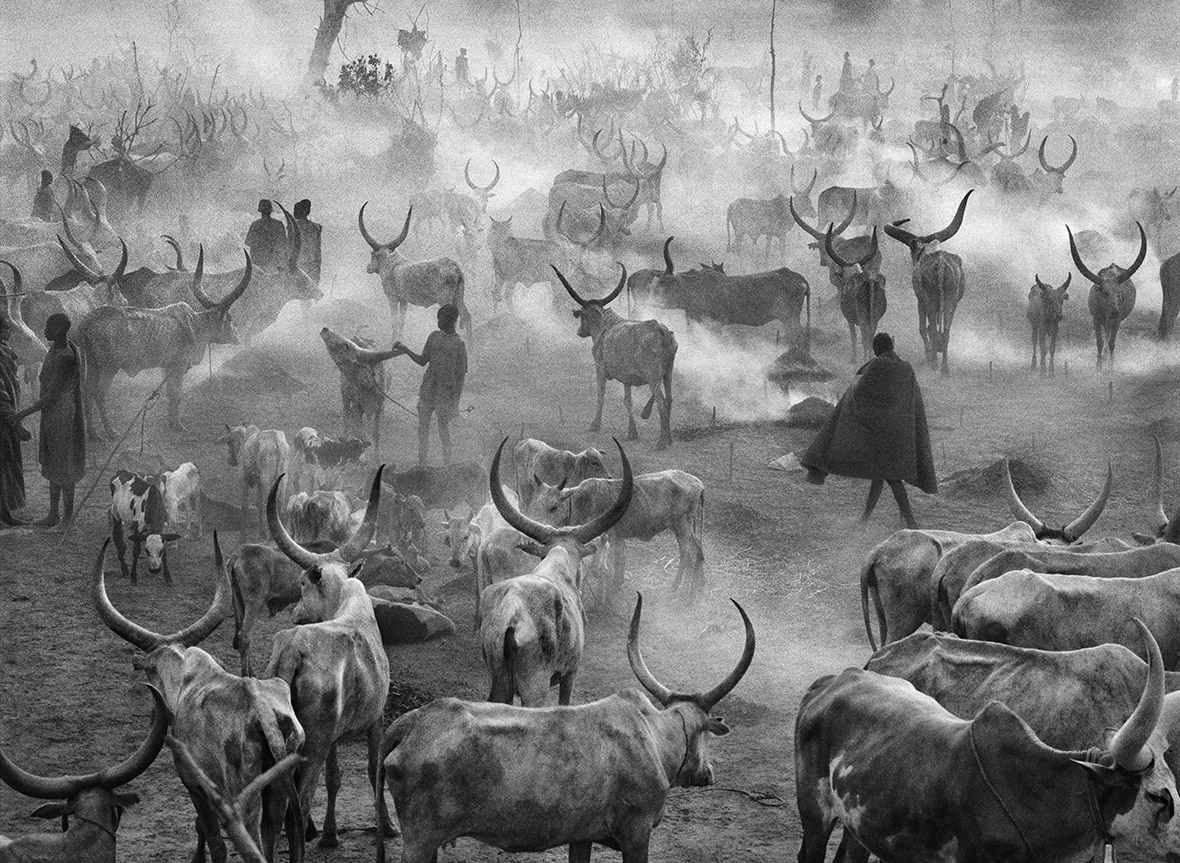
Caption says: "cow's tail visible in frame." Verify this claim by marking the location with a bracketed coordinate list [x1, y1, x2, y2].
[859, 553, 887, 652]
[229, 552, 245, 651]
[488, 626, 517, 704]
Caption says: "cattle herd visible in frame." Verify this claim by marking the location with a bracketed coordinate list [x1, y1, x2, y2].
[8, 10, 1180, 863]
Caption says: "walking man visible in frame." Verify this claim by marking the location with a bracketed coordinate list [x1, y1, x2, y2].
[392, 304, 467, 466]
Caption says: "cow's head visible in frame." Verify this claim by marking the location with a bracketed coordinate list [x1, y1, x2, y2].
[216, 423, 258, 467]
[357, 542, 425, 588]
[884, 190, 973, 264]
[792, 193, 856, 267]
[1068, 222, 1147, 307]
[824, 226, 879, 292]
[190, 246, 252, 345]
[553, 263, 627, 338]
[1029, 273, 1071, 327]
[488, 215, 513, 243]
[1036, 134, 1077, 195]
[129, 527, 182, 573]
[575, 448, 611, 480]
[0, 684, 165, 849]
[627, 593, 755, 787]
[1002, 458, 1112, 544]
[440, 508, 477, 568]
[465, 157, 500, 210]
[359, 203, 411, 276]
[267, 465, 385, 624]
[93, 533, 232, 684]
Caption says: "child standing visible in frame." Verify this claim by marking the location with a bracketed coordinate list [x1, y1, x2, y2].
[394, 304, 468, 465]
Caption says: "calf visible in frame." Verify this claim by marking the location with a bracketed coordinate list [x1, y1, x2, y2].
[228, 540, 425, 676]
[319, 328, 396, 455]
[283, 490, 353, 546]
[162, 461, 202, 539]
[291, 426, 371, 494]
[375, 593, 754, 863]
[1027, 274, 1070, 375]
[528, 469, 706, 600]
[109, 469, 181, 585]
[512, 437, 610, 508]
[351, 493, 428, 561]
[0, 686, 168, 863]
[218, 424, 289, 536]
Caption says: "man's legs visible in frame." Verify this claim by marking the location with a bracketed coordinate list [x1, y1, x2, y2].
[888, 480, 918, 529]
[417, 405, 433, 466]
[36, 482, 61, 527]
[860, 480, 884, 522]
[438, 416, 453, 464]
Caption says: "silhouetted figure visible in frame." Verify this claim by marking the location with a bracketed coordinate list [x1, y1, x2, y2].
[244, 198, 288, 270]
[840, 51, 854, 93]
[455, 47, 470, 86]
[801, 333, 936, 529]
[863, 58, 879, 93]
[393, 304, 468, 466]
[31, 169, 56, 222]
[0, 309, 30, 526]
[293, 198, 322, 286]
[15, 313, 86, 528]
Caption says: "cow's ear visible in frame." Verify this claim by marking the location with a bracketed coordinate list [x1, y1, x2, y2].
[114, 791, 141, 808]
[306, 565, 323, 584]
[129, 531, 147, 542]
[707, 716, 731, 736]
[162, 533, 182, 542]
[30, 801, 71, 819]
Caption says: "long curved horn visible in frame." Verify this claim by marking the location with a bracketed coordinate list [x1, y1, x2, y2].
[464, 158, 478, 189]
[111, 239, 128, 280]
[1002, 458, 1046, 535]
[161, 234, 185, 271]
[824, 225, 854, 270]
[626, 592, 676, 704]
[92, 539, 164, 651]
[792, 167, 817, 198]
[358, 202, 382, 250]
[338, 466, 384, 561]
[907, 141, 928, 182]
[1067, 225, 1101, 284]
[883, 219, 918, 246]
[697, 599, 757, 710]
[1109, 618, 1164, 772]
[189, 245, 214, 309]
[944, 122, 969, 163]
[569, 438, 632, 544]
[59, 204, 84, 251]
[217, 251, 251, 311]
[601, 263, 627, 307]
[1153, 435, 1169, 534]
[789, 197, 823, 240]
[0, 685, 168, 799]
[552, 265, 587, 307]
[1058, 273, 1072, 291]
[267, 474, 326, 569]
[1062, 462, 1114, 542]
[798, 101, 834, 124]
[923, 189, 973, 243]
[276, 202, 300, 271]
[58, 235, 102, 282]
[663, 237, 674, 275]
[1034, 274, 1049, 291]
[1116, 222, 1148, 284]
[1039, 134, 1077, 175]
[489, 437, 558, 545]
[630, 143, 667, 179]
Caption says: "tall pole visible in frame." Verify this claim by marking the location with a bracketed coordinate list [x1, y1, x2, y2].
[769, 0, 777, 132]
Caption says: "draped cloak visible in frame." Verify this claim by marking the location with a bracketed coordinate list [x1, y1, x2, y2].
[38, 341, 86, 485]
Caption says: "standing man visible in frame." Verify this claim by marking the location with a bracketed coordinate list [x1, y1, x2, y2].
[31, 170, 56, 222]
[801, 332, 936, 528]
[244, 199, 288, 270]
[862, 58, 879, 94]
[392, 304, 467, 466]
[292, 198, 322, 287]
[0, 305, 30, 526]
[15, 313, 86, 528]
[840, 51, 855, 93]
[455, 47, 470, 87]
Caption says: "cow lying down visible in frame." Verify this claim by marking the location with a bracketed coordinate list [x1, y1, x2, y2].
[368, 585, 456, 644]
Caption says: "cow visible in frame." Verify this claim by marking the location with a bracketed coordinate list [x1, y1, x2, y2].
[319, 327, 396, 456]
[1160, 250, 1180, 339]
[487, 215, 558, 314]
[726, 194, 791, 259]
[0, 686, 167, 863]
[374, 591, 754, 863]
[77, 248, 251, 438]
[865, 632, 1180, 862]
[1068, 222, 1147, 370]
[92, 534, 306, 863]
[358, 204, 473, 342]
[476, 438, 633, 706]
[463, 157, 500, 213]
[512, 438, 611, 508]
[824, 226, 886, 363]
[796, 620, 1169, 863]
[262, 467, 394, 847]
[162, 461, 202, 539]
[790, 194, 883, 287]
[381, 461, 489, 512]
[1128, 186, 1177, 246]
[283, 490, 353, 546]
[528, 468, 706, 600]
[217, 424, 290, 536]
[108, 469, 181, 586]
[545, 176, 640, 248]
[291, 426, 370, 494]
[647, 241, 809, 344]
[619, 135, 669, 230]
[1035, 134, 1077, 195]
[953, 568, 1180, 670]
[884, 189, 973, 375]
[556, 264, 677, 450]
[228, 540, 425, 676]
[1026, 273, 1071, 375]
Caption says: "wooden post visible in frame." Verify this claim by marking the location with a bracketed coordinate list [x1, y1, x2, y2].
[768, 0, 777, 132]
[729, 442, 734, 481]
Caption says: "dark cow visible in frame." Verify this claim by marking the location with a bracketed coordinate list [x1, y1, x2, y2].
[374, 593, 754, 863]
[1026, 273, 1071, 375]
[796, 620, 1169, 863]
[865, 632, 1180, 860]
[1160, 250, 1180, 339]
[109, 470, 181, 586]
[1067, 222, 1147, 369]
[824, 226, 885, 363]
[726, 194, 790, 259]
[884, 190, 973, 375]
[487, 215, 557, 313]
[382, 461, 489, 512]
[291, 426, 371, 494]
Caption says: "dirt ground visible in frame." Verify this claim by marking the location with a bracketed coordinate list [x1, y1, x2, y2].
[3, 225, 1179, 862]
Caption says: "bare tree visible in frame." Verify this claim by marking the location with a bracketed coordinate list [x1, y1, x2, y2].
[309, 0, 375, 85]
